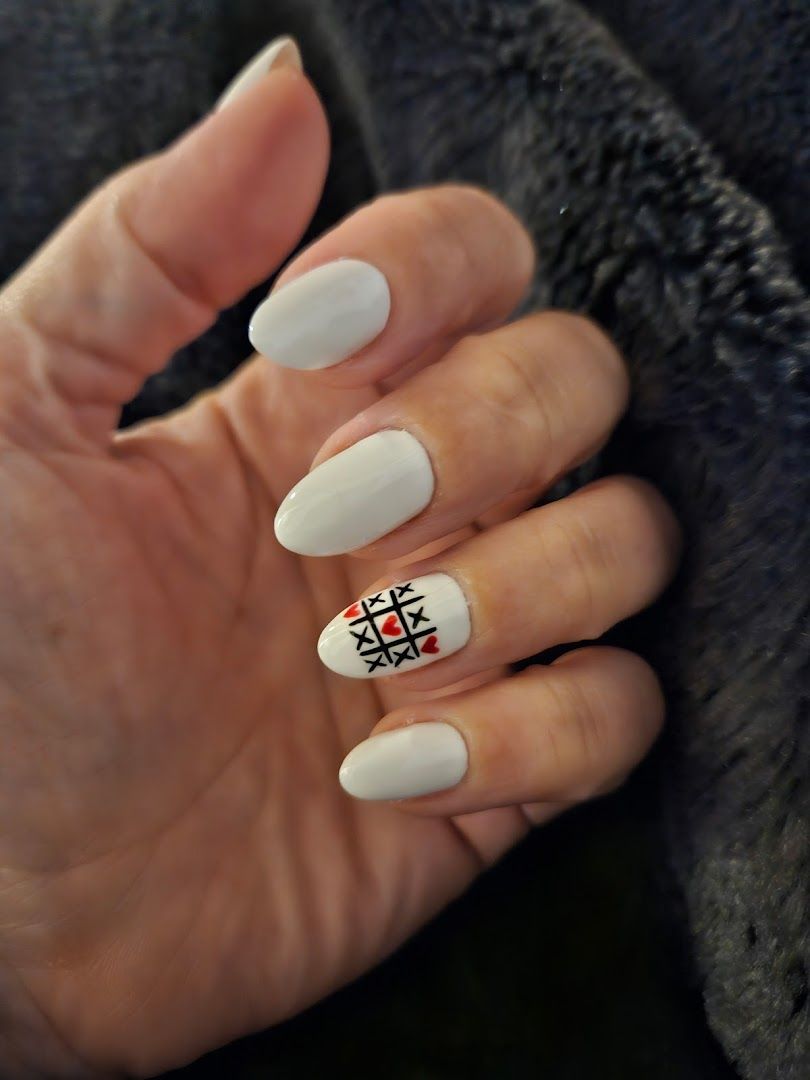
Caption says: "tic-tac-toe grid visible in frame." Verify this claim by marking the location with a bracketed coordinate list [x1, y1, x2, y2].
[346, 583, 438, 673]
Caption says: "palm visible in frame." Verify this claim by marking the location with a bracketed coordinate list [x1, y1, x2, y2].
[0, 357, 522, 1074]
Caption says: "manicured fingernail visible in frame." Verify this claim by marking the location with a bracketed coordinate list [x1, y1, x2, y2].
[249, 259, 391, 370]
[339, 722, 468, 800]
[215, 35, 302, 110]
[275, 430, 433, 556]
[318, 573, 470, 679]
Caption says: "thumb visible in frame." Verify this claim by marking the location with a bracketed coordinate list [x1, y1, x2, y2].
[0, 44, 329, 449]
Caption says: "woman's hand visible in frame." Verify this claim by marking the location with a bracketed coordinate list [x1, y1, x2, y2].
[0, 48, 679, 1076]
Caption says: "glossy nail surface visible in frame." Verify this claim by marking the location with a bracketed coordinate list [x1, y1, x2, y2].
[215, 35, 302, 110]
[318, 573, 470, 679]
[339, 722, 468, 800]
[249, 259, 391, 370]
[275, 430, 433, 556]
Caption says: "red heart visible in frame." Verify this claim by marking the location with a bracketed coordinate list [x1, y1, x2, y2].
[381, 615, 402, 636]
[421, 635, 440, 654]
[343, 603, 361, 619]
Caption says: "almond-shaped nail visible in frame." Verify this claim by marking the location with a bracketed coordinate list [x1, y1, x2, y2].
[215, 35, 302, 110]
[318, 573, 471, 679]
[339, 723, 468, 800]
[275, 430, 434, 556]
[249, 259, 391, 370]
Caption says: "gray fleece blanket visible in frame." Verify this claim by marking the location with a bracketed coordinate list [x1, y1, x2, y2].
[0, 2, 808, 1078]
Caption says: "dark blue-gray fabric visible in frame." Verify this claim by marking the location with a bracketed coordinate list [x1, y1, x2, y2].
[0, 2, 808, 1078]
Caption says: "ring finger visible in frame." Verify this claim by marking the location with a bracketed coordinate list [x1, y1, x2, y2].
[316, 475, 681, 687]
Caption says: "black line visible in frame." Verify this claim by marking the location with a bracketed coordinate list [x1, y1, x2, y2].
[359, 597, 392, 663]
[357, 628, 436, 657]
[348, 595, 425, 624]
[388, 591, 424, 657]
[351, 591, 437, 662]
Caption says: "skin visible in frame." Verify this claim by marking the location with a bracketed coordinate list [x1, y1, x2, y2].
[0, 68, 679, 1075]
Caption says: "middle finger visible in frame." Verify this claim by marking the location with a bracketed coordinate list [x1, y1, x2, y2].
[274, 311, 629, 558]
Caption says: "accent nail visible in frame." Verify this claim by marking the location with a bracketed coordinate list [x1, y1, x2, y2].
[318, 573, 471, 679]
[249, 259, 391, 370]
[339, 722, 468, 800]
[215, 35, 303, 110]
[275, 430, 434, 556]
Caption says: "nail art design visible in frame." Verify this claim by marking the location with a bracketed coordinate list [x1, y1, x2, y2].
[339, 722, 469, 801]
[318, 573, 470, 679]
[274, 430, 434, 556]
[249, 259, 391, 370]
[215, 35, 302, 110]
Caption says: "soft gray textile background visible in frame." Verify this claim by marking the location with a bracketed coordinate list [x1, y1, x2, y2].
[1, 2, 808, 1077]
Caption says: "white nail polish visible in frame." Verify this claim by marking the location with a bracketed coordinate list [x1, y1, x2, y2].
[318, 573, 471, 679]
[215, 35, 302, 110]
[249, 260, 391, 370]
[339, 722, 468, 801]
[275, 430, 434, 556]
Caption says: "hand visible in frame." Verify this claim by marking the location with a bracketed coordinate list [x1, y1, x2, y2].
[0, 49, 680, 1076]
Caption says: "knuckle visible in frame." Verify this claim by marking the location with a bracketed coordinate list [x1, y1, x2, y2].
[388, 184, 535, 325]
[463, 329, 557, 493]
[557, 646, 666, 792]
[543, 672, 607, 797]
[528, 311, 630, 407]
[545, 512, 616, 640]
[591, 475, 683, 583]
[604, 645, 667, 737]
[555, 312, 629, 398]
[110, 162, 217, 316]
[470, 311, 630, 495]
[481, 717, 521, 778]
[418, 188, 486, 317]
[368, 189, 480, 327]
[428, 182, 522, 234]
[622, 475, 682, 551]
[445, 184, 536, 281]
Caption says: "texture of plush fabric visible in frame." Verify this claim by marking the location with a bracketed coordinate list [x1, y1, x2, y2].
[583, 0, 810, 284]
[0, 2, 807, 1077]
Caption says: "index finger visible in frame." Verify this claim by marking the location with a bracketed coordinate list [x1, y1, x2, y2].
[247, 185, 535, 385]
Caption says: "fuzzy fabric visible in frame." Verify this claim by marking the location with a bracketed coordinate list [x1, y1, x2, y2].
[0, 2, 808, 1078]
[583, 0, 810, 285]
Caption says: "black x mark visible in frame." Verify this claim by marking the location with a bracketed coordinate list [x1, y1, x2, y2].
[396, 583, 415, 597]
[366, 655, 387, 672]
[350, 628, 374, 648]
[393, 646, 415, 667]
[407, 606, 429, 628]
[367, 593, 385, 608]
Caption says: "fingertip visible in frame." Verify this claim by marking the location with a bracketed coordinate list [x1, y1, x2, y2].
[338, 722, 469, 802]
[249, 258, 390, 371]
[129, 64, 331, 312]
[214, 35, 304, 111]
[217, 66, 331, 200]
